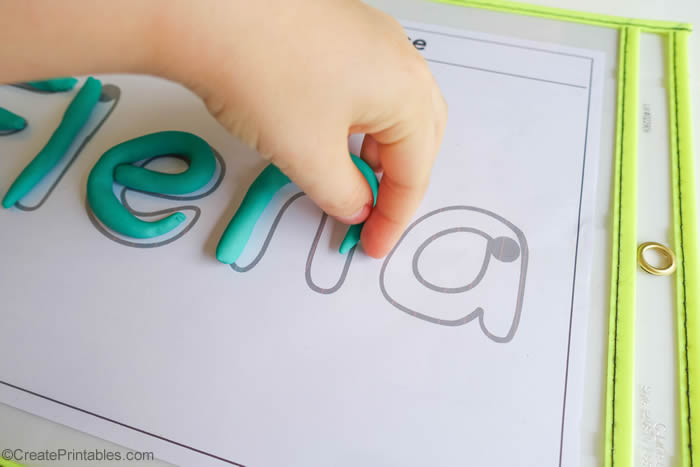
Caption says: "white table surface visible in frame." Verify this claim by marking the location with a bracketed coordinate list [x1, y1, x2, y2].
[2, 1, 699, 466]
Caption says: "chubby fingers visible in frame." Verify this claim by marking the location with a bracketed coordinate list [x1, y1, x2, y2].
[276, 132, 375, 226]
[360, 84, 447, 258]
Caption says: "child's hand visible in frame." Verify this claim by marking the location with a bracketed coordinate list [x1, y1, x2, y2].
[1, 0, 447, 258]
[159, 0, 447, 258]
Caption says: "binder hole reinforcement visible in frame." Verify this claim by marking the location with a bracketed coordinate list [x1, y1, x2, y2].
[637, 241, 677, 276]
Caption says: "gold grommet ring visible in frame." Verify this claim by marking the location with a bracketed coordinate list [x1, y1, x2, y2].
[637, 241, 677, 276]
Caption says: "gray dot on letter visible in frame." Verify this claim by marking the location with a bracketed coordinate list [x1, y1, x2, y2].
[488, 236, 520, 262]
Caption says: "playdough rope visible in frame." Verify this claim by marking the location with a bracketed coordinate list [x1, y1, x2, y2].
[87, 131, 217, 239]
[0, 107, 27, 133]
[216, 154, 378, 264]
[24, 77, 79, 93]
[0, 107, 26, 133]
[339, 156, 379, 254]
[2, 77, 102, 208]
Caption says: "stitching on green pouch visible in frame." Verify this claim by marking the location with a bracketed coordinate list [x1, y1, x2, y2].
[610, 26, 629, 467]
[673, 30, 693, 467]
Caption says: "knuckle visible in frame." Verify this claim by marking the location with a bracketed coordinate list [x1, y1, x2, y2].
[264, 151, 292, 174]
[406, 54, 433, 83]
[203, 94, 227, 123]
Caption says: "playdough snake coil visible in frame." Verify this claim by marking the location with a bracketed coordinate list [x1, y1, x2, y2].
[87, 131, 217, 239]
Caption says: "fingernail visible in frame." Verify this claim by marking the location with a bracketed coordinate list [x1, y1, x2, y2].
[335, 203, 371, 225]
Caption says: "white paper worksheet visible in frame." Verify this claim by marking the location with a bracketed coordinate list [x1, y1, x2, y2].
[0, 21, 604, 467]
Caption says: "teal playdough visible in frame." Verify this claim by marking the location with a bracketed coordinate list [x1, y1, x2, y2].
[25, 77, 78, 92]
[87, 131, 216, 239]
[0, 107, 27, 132]
[216, 154, 378, 264]
[339, 155, 379, 254]
[2, 77, 102, 209]
[216, 164, 291, 264]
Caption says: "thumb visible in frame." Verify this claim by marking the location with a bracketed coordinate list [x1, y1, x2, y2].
[280, 139, 374, 225]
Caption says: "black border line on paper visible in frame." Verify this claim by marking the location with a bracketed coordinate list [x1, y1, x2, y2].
[0, 26, 596, 467]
